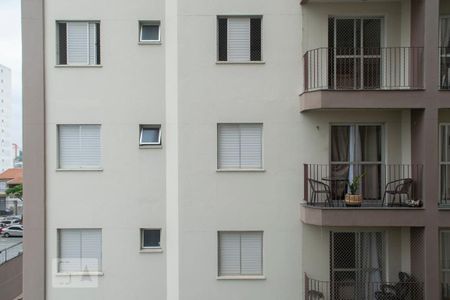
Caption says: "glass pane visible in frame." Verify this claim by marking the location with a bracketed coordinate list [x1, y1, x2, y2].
[333, 232, 356, 269]
[141, 127, 160, 144]
[363, 57, 381, 89]
[336, 19, 355, 49]
[443, 271, 450, 299]
[441, 17, 450, 48]
[363, 19, 381, 50]
[361, 164, 381, 201]
[330, 164, 350, 201]
[335, 57, 361, 89]
[357, 126, 382, 162]
[143, 229, 161, 248]
[141, 24, 159, 41]
[442, 165, 450, 203]
[331, 126, 350, 162]
[442, 126, 448, 162]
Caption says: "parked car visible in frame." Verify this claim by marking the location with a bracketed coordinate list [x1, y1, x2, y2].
[0, 219, 21, 227]
[2, 225, 23, 237]
[2, 215, 22, 221]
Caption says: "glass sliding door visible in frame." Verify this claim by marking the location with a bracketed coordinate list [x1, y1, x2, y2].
[440, 124, 450, 205]
[331, 231, 385, 300]
[328, 17, 382, 90]
[330, 124, 383, 204]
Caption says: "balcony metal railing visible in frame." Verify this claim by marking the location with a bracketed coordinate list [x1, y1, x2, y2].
[440, 47, 450, 90]
[303, 163, 423, 208]
[0, 242, 22, 265]
[305, 274, 424, 300]
[303, 47, 424, 92]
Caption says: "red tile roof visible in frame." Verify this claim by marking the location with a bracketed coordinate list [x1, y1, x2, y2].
[0, 168, 23, 185]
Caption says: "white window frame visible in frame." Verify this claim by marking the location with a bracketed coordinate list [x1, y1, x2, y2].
[217, 123, 264, 171]
[139, 21, 161, 43]
[217, 231, 264, 279]
[56, 21, 100, 66]
[217, 16, 263, 63]
[57, 124, 102, 170]
[57, 228, 103, 274]
[140, 228, 162, 250]
[139, 125, 162, 146]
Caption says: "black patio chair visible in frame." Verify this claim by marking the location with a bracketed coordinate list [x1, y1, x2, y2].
[375, 272, 417, 300]
[382, 178, 414, 207]
[308, 179, 332, 207]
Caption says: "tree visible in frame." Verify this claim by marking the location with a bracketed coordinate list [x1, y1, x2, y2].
[6, 184, 23, 201]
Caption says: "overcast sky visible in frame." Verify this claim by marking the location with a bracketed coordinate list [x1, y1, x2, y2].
[0, 0, 22, 149]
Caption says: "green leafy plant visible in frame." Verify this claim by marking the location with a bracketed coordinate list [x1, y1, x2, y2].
[348, 174, 364, 195]
[6, 184, 22, 200]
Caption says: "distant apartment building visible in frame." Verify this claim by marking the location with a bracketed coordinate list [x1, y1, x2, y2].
[0, 65, 12, 172]
[21, 0, 450, 300]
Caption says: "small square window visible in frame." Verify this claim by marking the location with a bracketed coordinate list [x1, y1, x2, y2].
[139, 22, 160, 42]
[141, 229, 161, 249]
[140, 125, 161, 146]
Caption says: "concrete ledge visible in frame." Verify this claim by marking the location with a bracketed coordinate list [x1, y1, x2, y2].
[300, 204, 425, 227]
[300, 89, 428, 112]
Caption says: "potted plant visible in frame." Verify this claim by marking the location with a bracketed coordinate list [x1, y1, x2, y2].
[345, 174, 364, 207]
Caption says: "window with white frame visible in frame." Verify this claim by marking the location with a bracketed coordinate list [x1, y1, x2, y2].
[141, 229, 161, 249]
[58, 125, 101, 169]
[139, 21, 161, 43]
[139, 125, 161, 146]
[57, 21, 100, 65]
[441, 230, 450, 298]
[218, 231, 263, 276]
[58, 229, 102, 273]
[217, 123, 263, 169]
[217, 16, 262, 62]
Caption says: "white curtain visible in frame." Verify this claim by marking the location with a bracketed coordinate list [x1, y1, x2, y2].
[361, 232, 383, 300]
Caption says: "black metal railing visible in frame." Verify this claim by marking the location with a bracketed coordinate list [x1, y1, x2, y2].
[440, 47, 450, 89]
[303, 47, 424, 92]
[303, 163, 423, 208]
[305, 274, 424, 300]
[0, 242, 22, 265]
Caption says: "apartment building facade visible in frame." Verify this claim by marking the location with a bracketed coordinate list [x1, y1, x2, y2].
[22, 0, 450, 300]
[0, 64, 12, 172]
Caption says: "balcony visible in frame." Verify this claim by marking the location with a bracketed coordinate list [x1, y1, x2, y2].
[300, 47, 425, 111]
[301, 163, 425, 227]
[305, 274, 424, 300]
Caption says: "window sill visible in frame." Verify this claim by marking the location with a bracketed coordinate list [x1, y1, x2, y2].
[55, 272, 104, 276]
[217, 275, 266, 280]
[139, 248, 163, 253]
[139, 145, 163, 149]
[138, 41, 162, 45]
[216, 169, 265, 173]
[55, 64, 103, 68]
[216, 61, 265, 65]
[56, 168, 103, 172]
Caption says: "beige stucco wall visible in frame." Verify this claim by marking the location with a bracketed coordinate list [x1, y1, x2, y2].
[44, 0, 167, 299]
